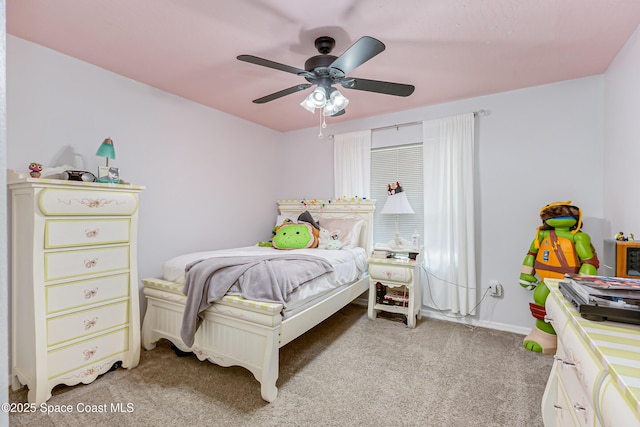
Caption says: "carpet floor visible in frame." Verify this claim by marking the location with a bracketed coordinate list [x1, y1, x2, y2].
[9, 304, 552, 426]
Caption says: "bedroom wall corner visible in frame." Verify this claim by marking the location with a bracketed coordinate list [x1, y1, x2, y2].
[6, 34, 285, 279]
[603, 23, 640, 235]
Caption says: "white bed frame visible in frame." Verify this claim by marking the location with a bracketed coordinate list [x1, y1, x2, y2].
[141, 199, 375, 402]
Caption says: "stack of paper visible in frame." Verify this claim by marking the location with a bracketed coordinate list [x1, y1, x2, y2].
[562, 274, 640, 310]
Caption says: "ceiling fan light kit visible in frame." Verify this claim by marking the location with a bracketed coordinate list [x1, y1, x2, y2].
[323, 88, 349, 116]
[300, 86, 350, 116]
[238, 35, 415, 133]
[304, 86, 328, 109]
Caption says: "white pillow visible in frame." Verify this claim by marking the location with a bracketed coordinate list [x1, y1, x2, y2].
[317, 217, 365, 248]
[274, 214, 297, 228]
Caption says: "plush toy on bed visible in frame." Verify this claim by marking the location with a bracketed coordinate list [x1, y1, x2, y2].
[272, 211, 320, 249]
[318, 228, 344, 250]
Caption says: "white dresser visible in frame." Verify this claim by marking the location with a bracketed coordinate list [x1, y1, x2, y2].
[542, 279, 640, 426]
[8, 174, 144, 404]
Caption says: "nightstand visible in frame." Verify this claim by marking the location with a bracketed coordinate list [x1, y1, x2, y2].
[367, 249, 423, 328]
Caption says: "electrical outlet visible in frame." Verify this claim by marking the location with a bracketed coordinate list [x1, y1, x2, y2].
[488, 280, 503, 297]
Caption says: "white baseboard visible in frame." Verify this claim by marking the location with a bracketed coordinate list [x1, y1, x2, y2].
[418, 307, 531, 335]
[352, 295, 531, 336]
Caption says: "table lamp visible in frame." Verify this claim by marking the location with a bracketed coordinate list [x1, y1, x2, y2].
[381, 182, 414, 248]
[96, 137, 118, 183]
[96, 137, 115, 167]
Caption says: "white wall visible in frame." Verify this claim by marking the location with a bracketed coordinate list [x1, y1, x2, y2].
[7, 36, 286, 284]
[604, 25, 640, 235]
[282, 76, 605, 333]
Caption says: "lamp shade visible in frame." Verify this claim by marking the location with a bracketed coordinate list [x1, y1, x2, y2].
[96, 138, 115, 166]
[381, 191, 414, 214]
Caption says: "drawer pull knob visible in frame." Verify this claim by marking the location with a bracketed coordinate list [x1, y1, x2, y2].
[84, 258, 98, 268]
[544, 315, 554, 323]
[80, 198, 111, 208]
[553, 355, 576, 367]
[84, 288, 99, 299]
[573, 403, 586, 412]
[84, 317, 98, 329]
[83, 346, 98, 360]
[85, 228, 100, 238]
[553, 404, 563, 410]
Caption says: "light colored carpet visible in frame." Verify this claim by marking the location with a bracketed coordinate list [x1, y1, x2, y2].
[9, 305, 552, 426]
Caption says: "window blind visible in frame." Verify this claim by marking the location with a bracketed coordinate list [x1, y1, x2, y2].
[370, 143, 424, 246]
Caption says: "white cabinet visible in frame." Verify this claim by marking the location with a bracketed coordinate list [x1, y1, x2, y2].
[9, 175, 144, 404]
[541, 279, 640, 426]
[367, 250, 423, 328]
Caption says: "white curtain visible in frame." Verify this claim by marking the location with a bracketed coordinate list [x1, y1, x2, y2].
[422, 113, 477, 315]
[333, 130, 372, 199]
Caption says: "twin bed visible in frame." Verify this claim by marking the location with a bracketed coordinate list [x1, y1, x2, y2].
[141, 199, 375, 402]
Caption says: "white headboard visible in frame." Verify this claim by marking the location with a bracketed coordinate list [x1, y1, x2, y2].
[277, 199, 376, 255]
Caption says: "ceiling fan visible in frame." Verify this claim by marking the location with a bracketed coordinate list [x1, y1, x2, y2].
[237, 36, 415, 117]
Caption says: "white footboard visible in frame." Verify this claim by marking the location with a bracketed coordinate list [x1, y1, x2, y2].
[142, 279, 283, 402]
[142, 276, 368, 402]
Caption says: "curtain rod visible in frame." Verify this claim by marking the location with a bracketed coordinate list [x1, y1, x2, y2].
[328, 109, 489, 139]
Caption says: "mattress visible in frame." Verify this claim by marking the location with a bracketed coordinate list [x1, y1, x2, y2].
[162, 246, 368, 313]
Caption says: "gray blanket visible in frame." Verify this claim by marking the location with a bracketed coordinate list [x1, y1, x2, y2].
[180, 254, 334, 347]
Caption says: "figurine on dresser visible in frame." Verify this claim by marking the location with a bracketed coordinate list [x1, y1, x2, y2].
[28, 162, 42, 178]
[518, 201, 599, 354]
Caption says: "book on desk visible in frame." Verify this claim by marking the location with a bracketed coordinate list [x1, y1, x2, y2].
[558, 273, 640, 325]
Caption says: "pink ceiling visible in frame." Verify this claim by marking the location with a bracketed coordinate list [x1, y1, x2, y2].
[7, 0, 640, 132]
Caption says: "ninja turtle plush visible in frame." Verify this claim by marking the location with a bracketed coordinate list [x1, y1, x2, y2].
[519, 200, 599, 354]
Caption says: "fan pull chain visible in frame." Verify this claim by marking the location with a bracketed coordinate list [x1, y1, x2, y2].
[318, 111, 323, 139]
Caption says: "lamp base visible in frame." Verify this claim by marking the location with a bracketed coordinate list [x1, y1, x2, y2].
[388, 232, 411, 250]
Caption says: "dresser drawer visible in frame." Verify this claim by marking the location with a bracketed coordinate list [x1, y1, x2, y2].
[39, 188, 138, 216]
[47, 328, 129, 380]
[369, 264, 412, 283]
[555, 322, 605, 424]
[45, 246, 130, 281]
[47, 300, 129, 346]
[46, 274, 129, 314]
[555, 348, 597, 425]
[555, 374, 582, 426]
[45, 218, 130, 248]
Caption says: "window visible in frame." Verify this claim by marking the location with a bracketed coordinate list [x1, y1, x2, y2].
[370, 143, 424, 246]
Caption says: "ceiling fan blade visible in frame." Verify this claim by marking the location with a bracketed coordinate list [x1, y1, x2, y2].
[329, 36, 385, 75]
[341, 77, 415, 97]
[252, 84, 312, 104]
[330, 109, 346, 117]
[237, 55, 313, 78]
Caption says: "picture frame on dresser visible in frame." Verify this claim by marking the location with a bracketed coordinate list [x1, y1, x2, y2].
[7, 170, 144, 404]
[97, 166, 120, 183]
